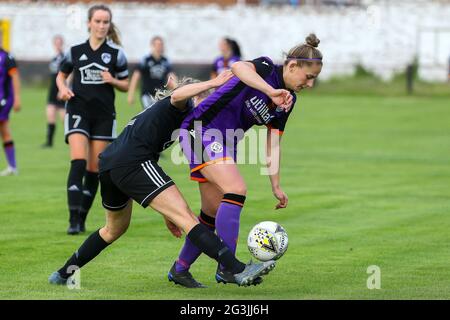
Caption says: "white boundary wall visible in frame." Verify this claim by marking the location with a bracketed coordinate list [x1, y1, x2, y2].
[1, 1, 449, 81]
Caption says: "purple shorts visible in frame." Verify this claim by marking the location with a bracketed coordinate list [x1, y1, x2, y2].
[179, 127, 237, 183]
[0, 99, 13, 121]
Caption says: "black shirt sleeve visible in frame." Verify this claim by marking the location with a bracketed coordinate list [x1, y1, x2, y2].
[268, 94, 296, 133]
[115, 48, 129, 80]
[136, 56, 146, 73]
[250, 56, 275, 79]
[59, 48, 74, 74]
[5, 53, 17, 71]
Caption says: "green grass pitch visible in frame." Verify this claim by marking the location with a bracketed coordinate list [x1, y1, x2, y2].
[0, 85, 449, 299]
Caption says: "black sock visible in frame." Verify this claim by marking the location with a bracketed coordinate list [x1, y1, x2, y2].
[58, 229, 110, 278]
[67, 159, 86, 225]
[79, 171, 99, 223]
[199, 210, 215, 231]
[187, 224, 245, 274]
[46, 123, 56, 146]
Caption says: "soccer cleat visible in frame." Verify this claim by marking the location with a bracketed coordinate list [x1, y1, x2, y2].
[67, 223, 80, 235]
[41, 143, 53, 149]
[48, 271, 67, 285]
[168, 262, 207, 288]
[216, 266, 263, 286]
[233, 260, 276, 287]
[0, 166, 18, 176]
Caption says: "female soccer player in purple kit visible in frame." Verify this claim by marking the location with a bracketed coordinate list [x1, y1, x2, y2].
[168, 34, 323, 287]
[210, 37, 241, 79]
[0, 43, 21, 176]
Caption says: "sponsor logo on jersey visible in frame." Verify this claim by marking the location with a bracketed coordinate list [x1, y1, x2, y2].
[79, 54, 88, 61]
[210, 141, 223, 153]
[79, 63, 108, 84]
[245, 96, 274, 124]
[101, 53, 111, 64]
[149, 64, 167, 80]
[262, 60, 269, 66]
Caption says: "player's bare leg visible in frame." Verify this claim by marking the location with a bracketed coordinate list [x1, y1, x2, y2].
[49, 201, 133, 285]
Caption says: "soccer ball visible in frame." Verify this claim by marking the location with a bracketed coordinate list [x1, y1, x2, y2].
[247, 221, 288, 261]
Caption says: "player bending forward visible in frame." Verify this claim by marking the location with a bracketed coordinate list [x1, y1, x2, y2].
[48, 71, 276, 288]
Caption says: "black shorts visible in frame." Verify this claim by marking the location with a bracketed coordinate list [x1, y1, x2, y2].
[47, 83, 65, 108]
[99, 161, 175, 210]
[64, 109, 117, 143]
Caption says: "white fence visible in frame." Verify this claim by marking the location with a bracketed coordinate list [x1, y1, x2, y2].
[1, 1, 449, 81]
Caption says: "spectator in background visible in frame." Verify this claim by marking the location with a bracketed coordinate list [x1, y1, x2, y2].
[211, 37, 241, 79]
[42, 35, 66, 148]
[128, 36, 177, 109]
[0, 34, 21, 176]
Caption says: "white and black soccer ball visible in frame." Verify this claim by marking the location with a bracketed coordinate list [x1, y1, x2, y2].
[247, 221, 288, 261]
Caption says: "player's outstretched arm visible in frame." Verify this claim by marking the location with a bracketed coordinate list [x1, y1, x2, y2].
[170, 70, 233, 110]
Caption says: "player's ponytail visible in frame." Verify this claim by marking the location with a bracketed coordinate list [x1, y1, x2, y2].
[284, 33, 323, 67]
[108, 22, 122, 46]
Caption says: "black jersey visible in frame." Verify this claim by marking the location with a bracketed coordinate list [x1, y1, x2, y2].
[49, 52, 65, 76]
[137, 54, 172, 96]
[48, 52, 65, 105]
[59, 39, 128, 116]
[99, 96, 193, 172]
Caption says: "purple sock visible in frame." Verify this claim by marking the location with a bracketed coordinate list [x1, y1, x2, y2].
[215, 193, 246, 270]
[175, 211, 216, 273]
[3, 141, 16, 169]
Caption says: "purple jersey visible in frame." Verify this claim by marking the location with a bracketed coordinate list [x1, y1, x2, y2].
[183, 56, 295, 138]
[0, 49, 17, 120]
[212, 55, 241, 75]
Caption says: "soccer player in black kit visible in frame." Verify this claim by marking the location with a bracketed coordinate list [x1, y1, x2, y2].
[56, 5, 129, 235]
[48, 71, 276, 288]
[127, 36, 176, 109]
[42, 35, 66, 148]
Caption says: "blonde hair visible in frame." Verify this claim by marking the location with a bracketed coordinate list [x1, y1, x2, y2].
[285, 33, 323, 67]
[153, 77, 213, 101]
[88, 5, 121, 45]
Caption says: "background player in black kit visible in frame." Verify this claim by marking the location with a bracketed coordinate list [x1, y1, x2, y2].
[127, 36, 177, 109]
[56, 5, 129, 235]
[42, 35, 66, 148]
[48, 71, 276, 288]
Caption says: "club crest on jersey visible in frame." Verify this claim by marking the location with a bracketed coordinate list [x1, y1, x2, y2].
[101, 53, 111, 64]
[210, 142, 223, 153]
[79, 62, 108, 84]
